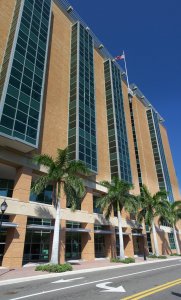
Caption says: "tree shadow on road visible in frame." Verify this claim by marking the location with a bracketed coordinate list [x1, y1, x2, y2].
[171, 292, 181, 298]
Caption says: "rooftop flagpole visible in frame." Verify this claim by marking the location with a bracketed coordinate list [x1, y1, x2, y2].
[123, 50, 130, 90]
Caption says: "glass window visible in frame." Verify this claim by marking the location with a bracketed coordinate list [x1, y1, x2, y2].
[168, 233, 176, 250]
[30, 185, 53, 205]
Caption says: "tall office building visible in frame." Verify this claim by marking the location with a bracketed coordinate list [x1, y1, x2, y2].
[0, 0, 180, 268]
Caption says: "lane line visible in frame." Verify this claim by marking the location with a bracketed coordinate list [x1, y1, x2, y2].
[1, 258, 180, 287]
[122, 278, 181, 299]
[9, 262, 181, 300]
[132, 281, 181, 299]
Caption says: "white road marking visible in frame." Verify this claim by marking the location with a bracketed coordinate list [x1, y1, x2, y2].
[9, 262, 181, 300]
[96, 281, 126, 293]
[52, 277, 84, 283]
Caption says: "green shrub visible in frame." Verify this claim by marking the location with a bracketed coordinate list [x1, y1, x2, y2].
[148, 254, 158, 258]
[148, 254, 167, 259]
[35, 263, 73, 273]
[111, 257, 135, 264]
[170, 253, 181, 256]
[157, 255, 167, 259]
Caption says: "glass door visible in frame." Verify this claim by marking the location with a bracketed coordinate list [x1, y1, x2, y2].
[65, 232, 81, 260]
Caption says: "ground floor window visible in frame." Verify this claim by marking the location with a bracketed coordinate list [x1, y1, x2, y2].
[94, 234, 105, 258]
[23, 217, 52, 263]
[168, 232, 176, 250]
[23, 230, 51, 263]
[65, 222, 81, 260]
[0, 215, 9, 264]
[116, 235, 120, 256]
[146, 233, 152, 253]
[0, 229, 7, 265]
[65, 232, 81, 260]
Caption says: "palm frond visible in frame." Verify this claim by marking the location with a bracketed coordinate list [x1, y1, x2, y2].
[99, 180, 112, 189]
[66, 175, 85, 198]
[31, 175, 50, 195]
[137, 209, 145, 224]
[56, 148, 69, 170]
[67, 160, 90, 176]
[64, 182, 81, 211]
[33, 154, 54, 168]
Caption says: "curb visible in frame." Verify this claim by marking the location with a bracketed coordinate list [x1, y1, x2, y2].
[0, 257, 180, 287]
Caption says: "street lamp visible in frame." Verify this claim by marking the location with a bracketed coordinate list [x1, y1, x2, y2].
[0, 200, 8, 234]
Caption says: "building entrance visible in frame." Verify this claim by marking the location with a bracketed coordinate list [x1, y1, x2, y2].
[94, 234, 106, 258]
[65, 232, 81, 260]
[23, 230, 51, 263]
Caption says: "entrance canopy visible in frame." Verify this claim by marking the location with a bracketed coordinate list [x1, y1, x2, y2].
[66, 228, 91, 233]
[1, 222, 18, 228]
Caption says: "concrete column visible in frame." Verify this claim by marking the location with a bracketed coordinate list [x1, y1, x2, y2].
[105, 226, 116, 258]
[81, 223, 94, 261]
[124, 228, 134, 257]
[2, 167, 32, 268]
[2, 215, 27, 268]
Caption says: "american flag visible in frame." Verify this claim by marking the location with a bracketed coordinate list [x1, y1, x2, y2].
[115, 54, 125, 61]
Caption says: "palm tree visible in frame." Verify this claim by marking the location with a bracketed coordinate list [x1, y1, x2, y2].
[137, 185, 169, 256]
[166, 201, 181, 255]
[96, 177, 138, 259]
[32, 147, 89, 264]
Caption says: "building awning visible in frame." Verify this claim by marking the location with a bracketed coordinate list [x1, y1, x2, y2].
[66, 228, 91, 233]
[94, 230, 113, 234]
[132, 233, 145, 237]
[1, 222, 18, 228]
[27, 224, 54, 231]
[116, 232, 131, 236]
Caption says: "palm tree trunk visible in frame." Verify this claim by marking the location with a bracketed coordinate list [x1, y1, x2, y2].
[50, 183, 61, 264]
[173, 225, 180, 255]
[117, 205, 125, 259]
[151, 220, 159, 256]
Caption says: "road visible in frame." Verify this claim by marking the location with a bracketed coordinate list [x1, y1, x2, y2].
[0, 258, 181, 300]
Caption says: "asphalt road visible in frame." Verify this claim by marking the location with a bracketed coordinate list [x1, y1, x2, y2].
[0, 258, 181, 300]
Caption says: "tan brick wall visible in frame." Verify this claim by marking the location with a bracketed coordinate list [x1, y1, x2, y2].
[94, 51, 111, 182]
[159, 124, 181, 200]
[122, 82, 140, 195]
[104, 226, 116, 258]
[81, 188, 93, 213]
[132, 96, 159, 194]
[2, 215, 27, 268]
[12, 167, 32, 203]
[40, 3, 71, 156]
[124, 227, 134, 257]
[0, 0, 16, 67]
[81, 223, 95, 260]
[157, 230, 172, 255]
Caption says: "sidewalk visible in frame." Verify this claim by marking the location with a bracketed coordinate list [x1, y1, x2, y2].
[0, 256, 178, 282]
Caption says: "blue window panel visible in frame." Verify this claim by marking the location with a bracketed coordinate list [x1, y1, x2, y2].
[68, 23, 97, 173]
[0, 0, 52, 147]
[104, 60, 132, 183]
[147, 109, 174, 202]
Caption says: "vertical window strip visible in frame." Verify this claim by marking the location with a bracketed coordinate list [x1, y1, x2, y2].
[129, 100, 142, 187]
[68, 23, 97, 173]
[0, 0, 52, 147]
[147, 109, 174, 202]
[104, 60, 132, 183]
[0, 0, 21, 99]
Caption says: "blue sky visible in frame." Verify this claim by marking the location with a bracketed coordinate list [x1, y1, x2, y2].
[69, 0, 181, 191]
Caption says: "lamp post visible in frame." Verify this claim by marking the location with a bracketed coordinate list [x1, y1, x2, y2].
[0, 200, 8, 236]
